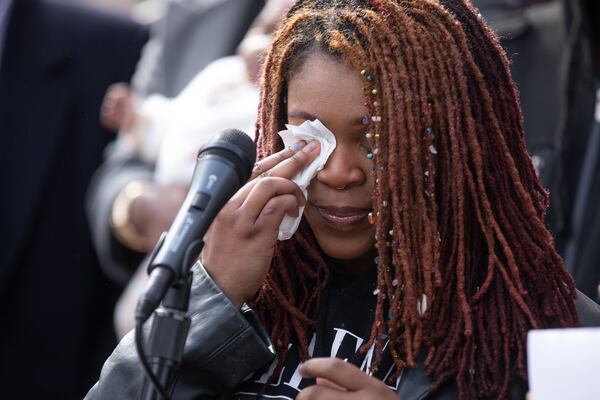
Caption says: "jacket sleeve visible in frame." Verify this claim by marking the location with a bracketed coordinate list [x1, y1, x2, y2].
[84, 263, 276, 399]
[85, 142, 154, 286]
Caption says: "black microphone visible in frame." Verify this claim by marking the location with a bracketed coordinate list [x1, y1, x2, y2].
[136, 128, 256, 322]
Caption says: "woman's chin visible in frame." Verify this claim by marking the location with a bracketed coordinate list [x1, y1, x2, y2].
[309, 228, 376, 272]
[305, 210, 376, 262]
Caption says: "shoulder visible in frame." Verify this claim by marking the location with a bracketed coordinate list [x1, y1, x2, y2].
[40, 0, 148, 49]
[575, 290, 600, 327]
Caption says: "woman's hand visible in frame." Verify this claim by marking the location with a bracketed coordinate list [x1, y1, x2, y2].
[201, 140, 321, 308]
[297, 358, 398, 400]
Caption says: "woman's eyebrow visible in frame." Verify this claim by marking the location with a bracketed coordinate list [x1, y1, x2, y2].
[287, 110, 317, 121]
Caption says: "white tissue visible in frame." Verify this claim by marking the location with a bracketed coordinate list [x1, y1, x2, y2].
[276, 119, 336, 240]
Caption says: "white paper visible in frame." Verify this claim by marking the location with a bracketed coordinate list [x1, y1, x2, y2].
[276, 119, 336, 240]
[527, 327, 600, 400]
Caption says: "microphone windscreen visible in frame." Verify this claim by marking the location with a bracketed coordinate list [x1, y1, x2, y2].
[198, 129, 257, 182]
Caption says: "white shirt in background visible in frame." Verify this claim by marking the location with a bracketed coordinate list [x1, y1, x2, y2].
[121, 55, 259, 185]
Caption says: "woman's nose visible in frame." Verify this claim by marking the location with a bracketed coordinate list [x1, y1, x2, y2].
[316, 145, 365, 189]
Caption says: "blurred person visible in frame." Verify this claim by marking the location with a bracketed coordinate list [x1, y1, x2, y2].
[0, 0, 147, 398]
[102, 0, 292, 184]
[132, 0, 266, 100]
[474, 0, 600, 302]
[473, 0, 568, 216]
[561, 0, 600, 301]
[114, 32, 276, 338]
[85, 0, 266, 290]
[92, 0, 293, 337]
[85, 1, 600, 399]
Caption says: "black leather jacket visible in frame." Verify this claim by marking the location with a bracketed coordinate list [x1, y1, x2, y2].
[85, 264, 600, 400]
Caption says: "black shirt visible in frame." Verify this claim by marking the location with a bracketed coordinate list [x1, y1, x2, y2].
[233, 269, 402, 399]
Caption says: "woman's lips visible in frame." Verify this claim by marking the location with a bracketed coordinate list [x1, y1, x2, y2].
[310, 204, 371, 231]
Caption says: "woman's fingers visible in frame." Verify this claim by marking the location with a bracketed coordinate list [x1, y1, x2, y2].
[298, 358, 398, 400]
[240, 177, 305, 221]
[315, 377, 347, 391]
[251, 140, 321, 181]
[198, 142, 321, 309]
[230, 140, 320, 208]
[268, 140, 320, 179]
[250, 141, 306, 180]
[300, 358, 371, 391]
[255, 193, 301, 230]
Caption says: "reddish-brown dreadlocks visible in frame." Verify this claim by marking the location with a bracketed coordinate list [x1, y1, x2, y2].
[250, 1, 579, 399]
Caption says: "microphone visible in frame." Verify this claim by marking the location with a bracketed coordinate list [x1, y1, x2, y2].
[136, 128, 256, 322]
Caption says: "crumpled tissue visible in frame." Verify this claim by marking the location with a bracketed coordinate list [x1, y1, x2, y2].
[277, 119, 336, 240]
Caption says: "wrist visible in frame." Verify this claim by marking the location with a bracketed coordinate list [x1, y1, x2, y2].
[199, 259, 246, 309]
[211, 275, 247, 309]
[111, 180, 152, 252]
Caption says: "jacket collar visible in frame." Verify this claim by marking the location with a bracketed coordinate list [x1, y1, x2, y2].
[396, 351, 435, 400]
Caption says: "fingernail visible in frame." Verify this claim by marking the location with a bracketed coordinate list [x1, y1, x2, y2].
[302, 140, 318, 153]
[289, 141, 303, 151]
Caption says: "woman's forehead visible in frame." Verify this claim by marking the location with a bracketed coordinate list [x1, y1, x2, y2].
[286, 52, 367, 123]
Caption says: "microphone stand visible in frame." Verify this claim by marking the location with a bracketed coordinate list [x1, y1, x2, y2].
[137, 235, 204, 400]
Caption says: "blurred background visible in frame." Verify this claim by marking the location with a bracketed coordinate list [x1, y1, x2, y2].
[0, 0, 597, 399]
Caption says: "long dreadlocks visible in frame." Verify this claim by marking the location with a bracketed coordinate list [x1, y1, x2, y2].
[250, 1, 579, 398]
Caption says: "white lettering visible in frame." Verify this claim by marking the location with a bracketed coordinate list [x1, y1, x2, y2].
[284, 333, 316, 389]
[330, 328, 364, 358]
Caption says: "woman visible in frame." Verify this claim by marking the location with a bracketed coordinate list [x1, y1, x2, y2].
[86, 1, 600, 399]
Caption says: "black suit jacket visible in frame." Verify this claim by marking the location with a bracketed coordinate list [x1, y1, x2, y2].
[0, 0, 147, 398]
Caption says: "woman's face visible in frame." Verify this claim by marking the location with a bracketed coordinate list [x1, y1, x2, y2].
[287, 52, 376, 264]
